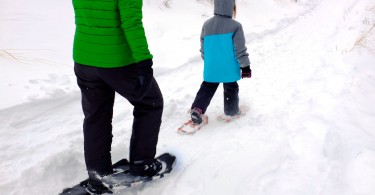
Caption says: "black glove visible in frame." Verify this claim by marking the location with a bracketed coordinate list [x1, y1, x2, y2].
[241, 66, 251, 78]
[136, 59, 153, 67]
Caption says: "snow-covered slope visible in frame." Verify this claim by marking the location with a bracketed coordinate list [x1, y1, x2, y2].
[1, 0, 375, 194]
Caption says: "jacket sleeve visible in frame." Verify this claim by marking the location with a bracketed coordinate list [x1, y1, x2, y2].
[233, 24, 250, 68]
[118, 0, 153, 62]
[199, 26, 205, 60]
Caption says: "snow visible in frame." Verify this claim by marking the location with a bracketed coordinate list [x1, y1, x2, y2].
[1, 0, 375, 194]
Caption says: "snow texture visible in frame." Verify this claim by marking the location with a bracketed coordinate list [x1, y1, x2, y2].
[1, 0, 375, 194]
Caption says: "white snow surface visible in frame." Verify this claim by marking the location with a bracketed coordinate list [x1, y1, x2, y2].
[1, 0, 375, 194]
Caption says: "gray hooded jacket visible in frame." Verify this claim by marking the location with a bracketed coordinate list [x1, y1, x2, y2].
[200, 0, 250, 82]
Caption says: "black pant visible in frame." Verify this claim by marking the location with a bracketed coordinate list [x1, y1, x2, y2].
[191, 81, 239, 116]
[74, 60, 163, 175]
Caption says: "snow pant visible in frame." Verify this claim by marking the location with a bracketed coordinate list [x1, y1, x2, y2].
[74, 60, 163, 175]
[191, 81, 239, 116]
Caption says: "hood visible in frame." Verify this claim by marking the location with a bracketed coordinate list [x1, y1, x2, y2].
[214, 0, 235, 17]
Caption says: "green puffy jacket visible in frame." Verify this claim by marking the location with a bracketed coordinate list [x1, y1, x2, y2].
[72, 0, 152, 68]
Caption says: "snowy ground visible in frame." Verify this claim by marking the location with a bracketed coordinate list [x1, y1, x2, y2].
[1, 0, 375, 194]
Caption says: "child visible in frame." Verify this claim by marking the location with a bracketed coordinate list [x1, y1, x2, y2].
[190, 0, 251, 124]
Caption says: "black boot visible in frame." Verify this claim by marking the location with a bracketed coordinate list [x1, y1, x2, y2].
[190, 107, 203, 124]
[129, 159, 162, 177]
[86, 171, 113, 194]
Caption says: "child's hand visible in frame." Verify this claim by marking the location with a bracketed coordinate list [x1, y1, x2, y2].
[241, 66, 251, 79]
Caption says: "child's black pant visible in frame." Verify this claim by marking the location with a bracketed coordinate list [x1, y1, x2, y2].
[74, 60, 163, 175]
[191, 81, 239, 116]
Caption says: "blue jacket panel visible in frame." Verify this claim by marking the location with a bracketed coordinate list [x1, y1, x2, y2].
[203, 33, 240, 83]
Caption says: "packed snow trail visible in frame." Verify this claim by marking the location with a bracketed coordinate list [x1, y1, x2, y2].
[159, 0, 375, 195]
[1, 0, 375, 195]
